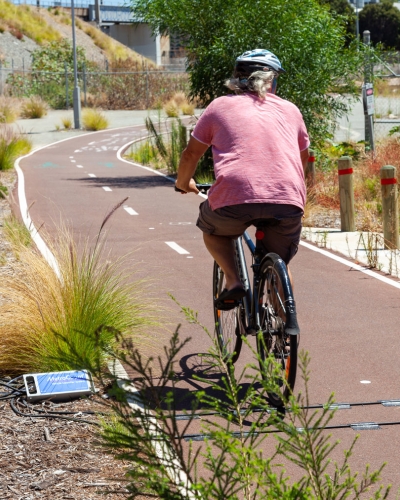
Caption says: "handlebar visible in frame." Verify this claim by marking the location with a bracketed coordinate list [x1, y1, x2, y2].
[174, 183, 212, 194]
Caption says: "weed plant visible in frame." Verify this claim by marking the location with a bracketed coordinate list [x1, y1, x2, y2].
[20, 95, 48, 119]
[82, 108, 109, 131]
[0, 125, 31, 171]
[129, 140, 158, 166]
[0, 96, 20, 123]
[68, 305, 390, 499]
[3, 213, 32, 253]
[145, 116, 187, 174]
[0, 204, 158, 374]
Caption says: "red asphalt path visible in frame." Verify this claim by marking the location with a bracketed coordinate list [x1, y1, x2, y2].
[17, 125, 400, 495]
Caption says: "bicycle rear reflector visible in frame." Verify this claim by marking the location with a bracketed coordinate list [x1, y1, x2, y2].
[23, 370, 94, 402]
[255, 230, 265, 240]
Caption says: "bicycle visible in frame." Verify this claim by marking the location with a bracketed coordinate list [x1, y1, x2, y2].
[175, 183, 300, 407]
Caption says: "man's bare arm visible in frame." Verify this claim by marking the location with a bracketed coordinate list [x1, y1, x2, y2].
[176, 136, 209, 194]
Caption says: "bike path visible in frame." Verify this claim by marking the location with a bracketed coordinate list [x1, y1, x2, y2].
[17, 124, 400, 494]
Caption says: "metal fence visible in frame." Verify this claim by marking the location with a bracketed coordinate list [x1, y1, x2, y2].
[1, 67, 190, 110]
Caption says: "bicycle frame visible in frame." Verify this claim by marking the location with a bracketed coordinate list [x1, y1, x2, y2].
[234, 229, 265, 336]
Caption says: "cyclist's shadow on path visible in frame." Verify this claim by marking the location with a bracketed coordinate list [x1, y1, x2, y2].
[144, 353, 273, 427]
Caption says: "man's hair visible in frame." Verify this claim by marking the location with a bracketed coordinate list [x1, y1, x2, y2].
[225, 70, 276, 98]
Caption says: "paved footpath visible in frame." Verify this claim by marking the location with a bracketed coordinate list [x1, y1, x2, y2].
[14, 110, 400, 495]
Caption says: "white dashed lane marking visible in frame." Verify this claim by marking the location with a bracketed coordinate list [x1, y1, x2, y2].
[165, 242, 190, 255]
[102, 187, 112, 192]
[77, 165, 83, 168]
[88, 174, 97, 178]
[124, 207, 138, 215]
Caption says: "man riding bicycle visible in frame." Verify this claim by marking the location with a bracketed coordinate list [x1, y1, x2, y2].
[175, 49, 310, 310]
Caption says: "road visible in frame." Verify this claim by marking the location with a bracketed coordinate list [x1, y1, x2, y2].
[17, 124, 400, 495]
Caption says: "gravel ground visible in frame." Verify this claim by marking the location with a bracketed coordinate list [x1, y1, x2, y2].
[0, 32, 39, 69]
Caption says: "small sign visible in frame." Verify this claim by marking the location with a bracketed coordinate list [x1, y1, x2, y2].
[363, 83, 374, 116]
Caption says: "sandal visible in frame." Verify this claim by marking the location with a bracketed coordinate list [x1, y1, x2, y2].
[214, 286, 246, 311]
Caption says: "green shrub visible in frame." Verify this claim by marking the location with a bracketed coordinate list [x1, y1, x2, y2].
[73, 304, 391, 500]
[82, 108, 109, 131]
[20, 95, 48, 119]
[0, 126, 31, 171]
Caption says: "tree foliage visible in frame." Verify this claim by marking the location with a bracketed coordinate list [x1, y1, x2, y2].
[132, 0, 363, 144]
[318, 0, 356, 42]
[359, 2, 400, 49]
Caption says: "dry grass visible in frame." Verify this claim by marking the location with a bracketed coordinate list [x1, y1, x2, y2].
[180, 102, 195, 115]
[61, 115, 73, 130]
[82, 108, 109, 131]
[305, 137, 400, 232]
[0, 96, 20, 123]
[20, 95, 48, 119]
[164, 99, 180, 117]
[0, 0, 60, 44]
[0, 219, 159, 375]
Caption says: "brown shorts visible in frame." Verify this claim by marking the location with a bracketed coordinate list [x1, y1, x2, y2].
[197, 200, 303, 265]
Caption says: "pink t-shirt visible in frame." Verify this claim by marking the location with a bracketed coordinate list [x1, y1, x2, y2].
[192, 93, 310, 211]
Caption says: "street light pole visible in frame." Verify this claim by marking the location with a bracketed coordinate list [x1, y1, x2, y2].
[71, 0, 81, 129]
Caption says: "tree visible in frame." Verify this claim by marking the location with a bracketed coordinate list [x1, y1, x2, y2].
[132, 0, 363, 145]
[318, 0, 357, 42]
[359, 2, 400, 49]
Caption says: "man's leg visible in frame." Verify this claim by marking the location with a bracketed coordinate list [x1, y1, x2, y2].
[203, 233, 243, 291]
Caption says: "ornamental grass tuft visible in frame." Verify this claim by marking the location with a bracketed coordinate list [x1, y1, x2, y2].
[82, 108, 109, 131]
[20, 95, 49, 119]
[0, 206, 159, 375]
[0, 125, 31, 171]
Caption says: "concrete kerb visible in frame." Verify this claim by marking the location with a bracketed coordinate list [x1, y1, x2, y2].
[301, 227, 400, 281]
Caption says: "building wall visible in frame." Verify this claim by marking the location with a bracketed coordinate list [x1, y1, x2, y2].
[105, 24, 169, 65]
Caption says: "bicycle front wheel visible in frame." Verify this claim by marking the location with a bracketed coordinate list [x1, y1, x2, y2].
[213, 261, 243, 363]
[257, 253, 298, 406]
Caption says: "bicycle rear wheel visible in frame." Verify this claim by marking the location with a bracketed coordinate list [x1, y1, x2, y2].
[213, 261, 243, 363]
[257, 253, 298, 406]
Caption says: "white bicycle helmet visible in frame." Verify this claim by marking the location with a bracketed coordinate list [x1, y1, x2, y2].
[235, 49, 285, 75]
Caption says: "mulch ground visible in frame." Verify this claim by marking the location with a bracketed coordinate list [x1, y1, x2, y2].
[0, 396, 132, 500]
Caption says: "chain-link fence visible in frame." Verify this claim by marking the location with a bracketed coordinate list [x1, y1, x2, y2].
[0, 66, 190, 110]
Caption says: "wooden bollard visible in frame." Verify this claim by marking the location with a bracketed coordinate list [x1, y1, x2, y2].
[306, 149, 315, 187]
[338, 156, 355, 232]
[380, 165, 399, 249]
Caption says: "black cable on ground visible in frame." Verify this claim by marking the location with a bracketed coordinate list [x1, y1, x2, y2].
[10, 396, 100, 426]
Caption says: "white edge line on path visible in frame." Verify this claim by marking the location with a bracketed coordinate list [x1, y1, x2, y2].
[117, 139, 400, 290]
[15, 132, 197, 499]
[300, 240, 400, 289]
[15, 161, 61, 278]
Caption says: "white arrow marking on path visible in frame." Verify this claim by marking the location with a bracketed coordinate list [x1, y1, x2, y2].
[165, 242, 190, 255]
